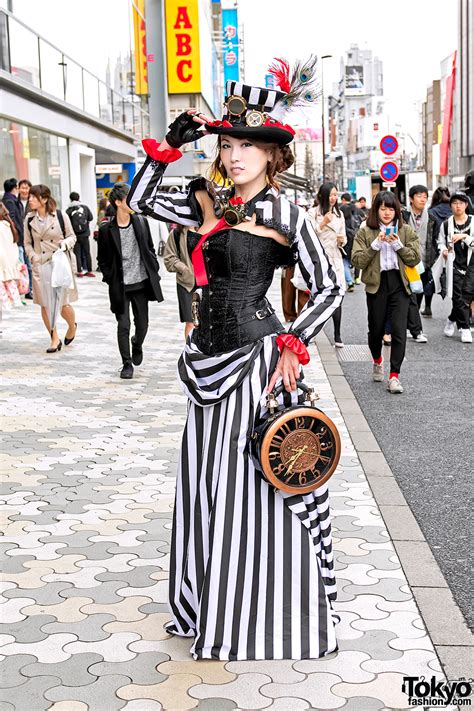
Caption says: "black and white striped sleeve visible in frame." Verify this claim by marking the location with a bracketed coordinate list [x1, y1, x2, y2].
[127, 156, 201, 227]
[288, 211, 344, 345]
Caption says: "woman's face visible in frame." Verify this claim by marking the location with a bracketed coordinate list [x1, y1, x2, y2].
[329, 188, 338, 207]
[29, 194, 43, 211]
[220, 135, 271, 187]
[378, 203, 396, 225]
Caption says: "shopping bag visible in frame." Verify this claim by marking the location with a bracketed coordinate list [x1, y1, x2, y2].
[51, 249, 73, 288]
[404, 265, 423, 294]
[17, 263, 30, 295]
[290, 263, 309, 291]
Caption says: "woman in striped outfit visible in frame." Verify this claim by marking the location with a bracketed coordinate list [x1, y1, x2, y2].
[128, 68, 344, 661]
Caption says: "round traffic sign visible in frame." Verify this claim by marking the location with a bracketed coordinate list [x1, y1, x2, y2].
[380, 135, 398, 155]
[380, 161, 399, 182]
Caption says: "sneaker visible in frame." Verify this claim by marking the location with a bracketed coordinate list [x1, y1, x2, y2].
[76, 272, 84, 278]
[444, 319, 455, 337]
[354, 277, 361, 285]
[347, 283, 354, 292]
[460, 328, 472, 343]
[373, 362, 384, 382]
[120, 362, 134, 379]
[85, 272, 96, 277]
[24, 292, 33, 300]
[387, 376, 403, 394]
[413, 333, 428, 343]
[131, 336, 143, 365]
[421, 307, 432, 317]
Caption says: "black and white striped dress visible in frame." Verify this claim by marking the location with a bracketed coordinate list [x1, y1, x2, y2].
[128, 157, 344, 660]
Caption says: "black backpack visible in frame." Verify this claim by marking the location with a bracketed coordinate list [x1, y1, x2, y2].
[67, 205, 89, 234]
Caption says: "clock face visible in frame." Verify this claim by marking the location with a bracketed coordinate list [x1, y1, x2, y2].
[260, 407, 340, 494]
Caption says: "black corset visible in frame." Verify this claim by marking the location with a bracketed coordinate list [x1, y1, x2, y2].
[188, 228, 293, 355]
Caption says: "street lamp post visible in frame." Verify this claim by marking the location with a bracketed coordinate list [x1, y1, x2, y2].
[321, 54, 332, 181]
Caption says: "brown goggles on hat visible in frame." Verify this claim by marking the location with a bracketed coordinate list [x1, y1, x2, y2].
[225, 95, 247, 116]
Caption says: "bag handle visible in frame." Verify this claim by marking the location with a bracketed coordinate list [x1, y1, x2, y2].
[267, 379, 319, 414]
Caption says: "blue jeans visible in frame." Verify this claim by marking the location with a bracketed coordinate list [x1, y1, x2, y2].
[343, 256, 352, 286]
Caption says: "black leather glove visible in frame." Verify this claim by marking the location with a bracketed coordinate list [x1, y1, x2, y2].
[165, 112, 205, 149]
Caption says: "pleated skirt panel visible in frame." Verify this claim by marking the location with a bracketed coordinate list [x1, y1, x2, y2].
[166, 336, 338, 660]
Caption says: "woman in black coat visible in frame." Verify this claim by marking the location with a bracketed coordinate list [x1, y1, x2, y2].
[97, 183, 163, 379]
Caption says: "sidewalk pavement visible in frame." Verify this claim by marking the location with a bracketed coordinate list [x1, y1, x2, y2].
[1, 270, 471, 711]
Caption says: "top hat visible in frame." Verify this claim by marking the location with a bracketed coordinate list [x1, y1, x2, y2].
[205, 80, 296, 145]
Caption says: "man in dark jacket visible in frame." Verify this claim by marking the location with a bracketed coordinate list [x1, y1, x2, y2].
[97, 182, 163, 379]
[401, 185, 431, 338]
[3, 177, 33, 298]
[66, 192, 95, 277]
[463, 170, 474, 216]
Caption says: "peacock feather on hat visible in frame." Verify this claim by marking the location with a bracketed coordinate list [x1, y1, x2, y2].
[268, 56, 321, 121]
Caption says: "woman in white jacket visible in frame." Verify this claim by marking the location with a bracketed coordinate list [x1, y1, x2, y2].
[308, 182, 346, 346]
[437, 192, 473, 343]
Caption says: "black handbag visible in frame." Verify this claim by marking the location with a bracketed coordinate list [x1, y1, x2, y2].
[250, 381, 341, 494]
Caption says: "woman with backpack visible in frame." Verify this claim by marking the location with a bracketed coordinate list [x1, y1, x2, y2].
[163, 224, 195, 339]
[24, 184, 78, 353]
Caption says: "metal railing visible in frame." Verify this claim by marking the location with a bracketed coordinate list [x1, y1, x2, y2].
[0, 9, 149, 138]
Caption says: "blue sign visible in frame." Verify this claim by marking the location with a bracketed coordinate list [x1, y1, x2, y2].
[380, 161, 399, 182]
[380, 135, 398, 156]
[222, 8, 239, 83]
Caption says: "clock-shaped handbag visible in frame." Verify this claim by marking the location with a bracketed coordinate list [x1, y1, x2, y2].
[251, 381, 341, 495]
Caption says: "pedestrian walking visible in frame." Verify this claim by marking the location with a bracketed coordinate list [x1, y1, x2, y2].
[23, 184, 78, 353]
[401, 185, 433, 331]
[97, 182, 164, 379]
[127, 60, 343, 661]
[0, 202, 22, 310]
[163, 224, 195, 339]
[429, 187, 451, 245]
[340, 192, 359, 291]
[16, 179, 33, 297]
[463, 169, 474, 215]
[308, 182, 346, 347]
[351, 190, 420, 394]
[437, 192, 473, 343]
[18, 179, 32, 215]
[358, 196, 368, 217]
[66, 192, 95, 278]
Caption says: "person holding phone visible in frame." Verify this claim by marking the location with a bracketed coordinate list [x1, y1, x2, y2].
[437, 192, 473, 343]
[308, 182, 347, 347]
[351, 191, 420, 394]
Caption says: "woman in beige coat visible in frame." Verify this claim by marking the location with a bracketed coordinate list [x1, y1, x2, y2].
[308, 182, 346, 347]
[24, 184, 78, 353]
[163, 224, 195, 339]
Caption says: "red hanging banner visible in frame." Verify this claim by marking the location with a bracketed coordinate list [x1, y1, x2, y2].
[439, 52, 456, 177]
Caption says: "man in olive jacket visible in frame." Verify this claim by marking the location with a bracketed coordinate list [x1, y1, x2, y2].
[97, 183, 163, 379]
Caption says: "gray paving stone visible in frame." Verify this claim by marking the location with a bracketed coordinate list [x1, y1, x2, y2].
[379, 505, 425, 541]
[0, 654, 37, 688]
[3, 583, 73, 605]
[333, 527, 390, 544]
[43, 530, 100, 548]
[1, 555, 35, 574]
[69, 541, 120, 560]
[338, 629, 403, 660]
[110, 541, 170, 558]
[412, 588, 473, 646]
[341, 577, 413, 602]
[0, 675, 61, 711]
[95, 567, 158, 587]
[393, 541, 448, 587]
[45, 673, 132, 710]
[6, 615, 57, 644]
[334, 697, 384, 711]
[337, 550, 400, 571]
[22, 653, 104, 686]
[196, 699, 238, 710]
[40, 614, 115, 641]
[88, 651, 169, 684]
[61, 581, 125, 603]
[137, 602, 170, 614]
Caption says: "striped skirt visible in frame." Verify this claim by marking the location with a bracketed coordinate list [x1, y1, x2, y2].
[165, 335, 338, 660]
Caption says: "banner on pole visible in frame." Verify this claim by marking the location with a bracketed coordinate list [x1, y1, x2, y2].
[165, 0, 201, 94]
[222, 8, 239, 83]
[132, 0, 148, 95]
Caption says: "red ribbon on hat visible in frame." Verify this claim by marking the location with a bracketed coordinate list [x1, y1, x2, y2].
[207, 119, 233, 128]
[263, 118, 296, 136]
[191, 197, 244, 287]
[142, 138, 182, 163]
